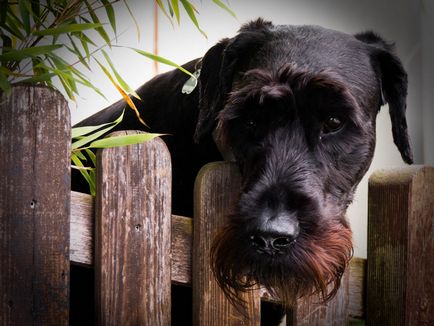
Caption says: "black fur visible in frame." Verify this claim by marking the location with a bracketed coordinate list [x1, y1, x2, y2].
[72, 19, 412, 324]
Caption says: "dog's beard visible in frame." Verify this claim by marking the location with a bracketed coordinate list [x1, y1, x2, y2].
[210, 214, 353, 308]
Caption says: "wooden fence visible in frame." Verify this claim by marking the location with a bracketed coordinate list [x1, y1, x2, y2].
[1, 86, 433, 325]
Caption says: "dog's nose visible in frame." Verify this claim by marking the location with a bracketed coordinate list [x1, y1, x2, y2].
[250, 215, 299, 254]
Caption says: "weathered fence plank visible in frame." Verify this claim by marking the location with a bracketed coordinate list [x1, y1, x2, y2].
[95, 132, 172, 325]
[0, 86, 70, 325]
[71, 191, 94, 265]
[348, 257, 366, 319]
[70, 195, 366, 316]
[367, 166, 433, 326]
[287, 269, 350, 326]
[193, 162, 261, 326]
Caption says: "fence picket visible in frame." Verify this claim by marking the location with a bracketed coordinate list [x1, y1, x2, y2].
[193, 162, 261, 326]
[95, 132, 172, 325]
[0, 86, 70, 325]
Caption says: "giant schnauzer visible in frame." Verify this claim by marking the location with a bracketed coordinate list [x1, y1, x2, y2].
[72, 18, 412, 323]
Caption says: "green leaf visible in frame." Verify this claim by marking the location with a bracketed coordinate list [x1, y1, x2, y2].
[33, 23, 103, 36]
[0, 1, 7, 25]
[72, 123, 119, 149]
[95, 57, 147, 127]
[101, 0, 116, 35]
[18, 0, 31, 34]
[101, 50, 140, 99]
[84, 148, 97, 167]
[85, 0, 111, 47]
[212, 0, 236, 18]
[31, 0, 40, 19]
[66, 35, 91, 70]
[0, 45, 63, 62]
[1, 35, 12, 52]
[72, 110, 124, 139]
[19, 72, 56, 84]
[123, 0, 141, 41]
[71, 152, 96, 196]
[180, 0, 207, 38]
[156, 0, 174, 26]
[170, 0, 181, 24]
[0, 70, 11, 93]
[130, 47, 194, 78]
[88, 133, 164, 149]
[4, 12, 26, 40]
[74, 150, 87, 161]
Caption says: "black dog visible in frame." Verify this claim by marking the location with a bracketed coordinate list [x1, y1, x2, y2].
[73, 18, 412, 322]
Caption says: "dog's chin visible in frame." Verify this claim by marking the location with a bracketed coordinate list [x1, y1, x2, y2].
[211, 217, 353, 308]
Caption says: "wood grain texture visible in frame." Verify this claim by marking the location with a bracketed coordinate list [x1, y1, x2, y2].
[367, 166, 433, 326]
[348, 257, 366, 319]
[288, 268, 350, 326]
[0, 86, 70, 325]
[95, 132, 172, 326]
[71, 191, 94, 265]
[70, 192, 366, 315]
[171, 214, 193, 285]
[192, 162, 261, 326]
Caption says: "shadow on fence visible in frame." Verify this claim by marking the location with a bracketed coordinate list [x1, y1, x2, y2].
[1, 86, 433, 325]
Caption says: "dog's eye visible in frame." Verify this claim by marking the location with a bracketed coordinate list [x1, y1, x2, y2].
[322, 117, 344, 134]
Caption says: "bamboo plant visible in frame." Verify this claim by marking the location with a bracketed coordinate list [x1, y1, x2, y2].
[0, 0, 235, 195]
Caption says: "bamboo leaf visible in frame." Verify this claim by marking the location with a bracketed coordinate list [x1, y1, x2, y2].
[88, 133, 164, 149]
[101, 50, 140, 100]
[123, 0, 140, 41]
[0, 71, 11, 93]
[101, 0, 116, 35]
[72, 109, 124, 138]
[31, 0, 40, 19]
[85, 0, 111, 47]
[1, 35, 12, 52]
[0, 45, 63, 62]
[156, 0, 174, 26]
[84, 148, 97, 166]
[71, 152, 96, 196]
[212, 0, 236, 18]
[33, 23, 103, 36]
[170, 0, 181, 24]
[180, 0, 207, 38]
[130, 47, 194, 78]
[18, 0, 31, 34]
[0, 1, 7, 25]
[19, 72, 56, 84]
[4, 12, 26, 40]
[72, 123, 120, 150]
[74, 150, 87, 161]
[66, 35, 91, 70]
[95, 58, 147, 127]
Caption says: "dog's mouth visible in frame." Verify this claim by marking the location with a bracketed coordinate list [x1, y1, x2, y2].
[211, 216, 353, 307]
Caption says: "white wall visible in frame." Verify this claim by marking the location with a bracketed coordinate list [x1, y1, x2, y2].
[66, 0, 431, 258]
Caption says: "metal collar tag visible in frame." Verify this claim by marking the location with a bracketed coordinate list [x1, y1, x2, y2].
[182, 69, 201, 94]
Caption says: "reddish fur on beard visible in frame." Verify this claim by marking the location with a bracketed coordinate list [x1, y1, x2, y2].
[210, 217, 353, 308]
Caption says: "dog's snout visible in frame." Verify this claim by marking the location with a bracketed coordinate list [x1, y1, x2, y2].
[250, 213, 300, 254]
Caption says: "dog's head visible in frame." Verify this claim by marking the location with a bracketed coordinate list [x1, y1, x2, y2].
[194, 19, 412, 306]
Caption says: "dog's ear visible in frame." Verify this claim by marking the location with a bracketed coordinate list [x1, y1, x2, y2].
[355, 31, 413, 164]
[194, 19, 272, 142]
[194, 38, 230, 143]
